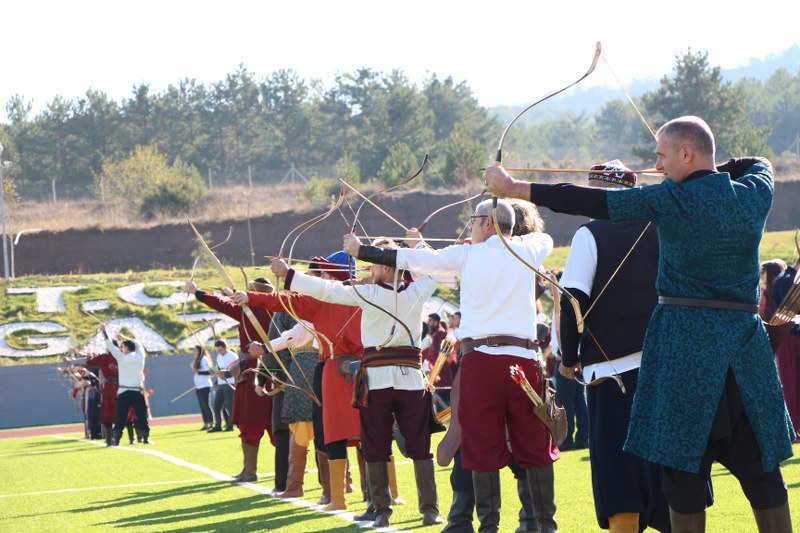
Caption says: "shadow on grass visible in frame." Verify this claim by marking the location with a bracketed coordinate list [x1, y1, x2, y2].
[74, 484, 366, 532]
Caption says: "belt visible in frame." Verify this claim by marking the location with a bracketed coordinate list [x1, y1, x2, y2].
[461, 336, 539, 354]
[197, 371, 211, 375]
[658, 296, 757, 314]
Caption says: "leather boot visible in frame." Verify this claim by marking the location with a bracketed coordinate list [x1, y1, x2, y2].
[272, 430, 290, 494]
[607, 512, 640, 533]
[321, 458, 347, 511]
[345, 457, 355, 494]
[442, 491, 476, 532]
[669, 507, 706, 533]
[515, 477, 536, 532]
[473, 470, 501, 533]
[104, 424, 113, 447]
[316, 450, 331, 505]
[753, 502, 792, 533]
[526, 464, 557, 533]
[112, 429, 122, 446]
[232, 442, 246, 481]
[356, 448, 368, 500]
[388, 455, 406, 505]
[126, 424, 135, 445]
[367, 461, 392, 528]
[278, 435, 307, 497]
[414, 458, 443, 525]
[353, 503, 376, 522]
[235, 443, 259, 483]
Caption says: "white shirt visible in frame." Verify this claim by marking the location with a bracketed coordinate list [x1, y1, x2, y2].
[269, 320, 318, 351]
[193, 356, 213, 389]
[216, 350, 239, 386]
[105, 338, 146, 393]
[397, 233, 553, 360]
[290, 270, 441, 391]
[561, 226, 641, 376]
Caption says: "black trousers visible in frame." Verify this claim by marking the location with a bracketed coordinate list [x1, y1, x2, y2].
[663, 368, 787, 513]
[113, 390, 149, 435]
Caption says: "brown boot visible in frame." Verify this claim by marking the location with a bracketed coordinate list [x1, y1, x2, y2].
[345, 457, 355, 494]
[388, 455, 406, 505]
[414, 458, 443, 525]
[753, 502, 792, 533]
[234, 443, 259, 483]
[669, 506, 706, 533]
[278, 434, 307, 498]
[316, 450, 331, 505]
[367, 461, 392, 528]
[232, 442, 246, 481]
[321, 458, 348, 511]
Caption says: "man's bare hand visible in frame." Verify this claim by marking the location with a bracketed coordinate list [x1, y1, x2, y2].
[184, 280, 197, 294]
[220, 287, 234, 297]
[247, 342, 265, 357]
[342, 233, 361, 257]
[270, 258, 289, 278]
[483, 165, 516, 197]
[405, 228, 423, 249]
[231, 291, 249, 306]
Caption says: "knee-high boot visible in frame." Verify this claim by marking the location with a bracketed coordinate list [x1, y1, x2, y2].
[472, 470, 501, 533]
[526, 464, 557, 533]
[316, 450, 331, 505]
[414, 458, 443, 525]
[442, 491, 476, 532]
[753, 502, 792, 533]
[356, 447, 368, 500]
[272, 430, 290, 494]
[367, 461, 392, 528]
[236, 442, 259, 483]
[103, 424, 113, 447]
[278, 434, 307, 497]
[669, 507, 706, 533]
[321, 458, 348, 511]
[516, 477, 537, 532]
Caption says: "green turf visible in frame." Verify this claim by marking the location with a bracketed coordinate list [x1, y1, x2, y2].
[0, 423, 797, 531]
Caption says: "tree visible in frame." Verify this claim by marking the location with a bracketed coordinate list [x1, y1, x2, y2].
[442, 122, 485, 188]
[97, 145, 206, 219]
[639, 50, 772, 159]
[378, 142, 419, 187]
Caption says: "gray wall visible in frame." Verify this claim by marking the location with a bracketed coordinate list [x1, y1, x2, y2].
[0, 353, 200, 429]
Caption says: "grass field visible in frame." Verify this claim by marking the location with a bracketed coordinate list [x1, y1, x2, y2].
[1, 420, 797, 532]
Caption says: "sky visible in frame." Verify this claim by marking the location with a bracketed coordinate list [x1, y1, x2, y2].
[2, 0, 799, 117]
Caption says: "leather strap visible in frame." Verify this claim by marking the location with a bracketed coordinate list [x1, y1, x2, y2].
[461, 335, 539, 354]
[658, 296, 757, 314]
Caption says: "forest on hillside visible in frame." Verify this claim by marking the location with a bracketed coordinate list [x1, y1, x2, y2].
[1, 49, 799, 217]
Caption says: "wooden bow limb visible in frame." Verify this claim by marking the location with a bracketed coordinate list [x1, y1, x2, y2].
[339, 179, 409, 232]
[189, 220, 296, 385]
[170, 385, 197, 403]
[417, 189, 487, 233]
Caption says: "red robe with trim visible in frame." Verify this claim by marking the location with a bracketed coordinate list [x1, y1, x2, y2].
[247, 291, 363, 444]
[85, 353, 118, 425]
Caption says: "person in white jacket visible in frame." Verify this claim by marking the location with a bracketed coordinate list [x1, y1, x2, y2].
[101, 325, 150, 445]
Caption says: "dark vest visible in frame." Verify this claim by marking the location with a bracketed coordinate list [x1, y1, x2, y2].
[579, 220, 659, 366]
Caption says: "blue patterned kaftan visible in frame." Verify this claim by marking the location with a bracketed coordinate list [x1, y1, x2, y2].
[606, 161, 795, 473]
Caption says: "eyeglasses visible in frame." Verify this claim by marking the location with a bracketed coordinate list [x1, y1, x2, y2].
[469, 215, 489, 227]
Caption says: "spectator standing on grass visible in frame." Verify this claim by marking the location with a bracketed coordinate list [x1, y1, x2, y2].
[210, 340, 237, 432]
[192, 345, 215, 430]
[100, 325, 150, 446]
[485, 115, 795, 532]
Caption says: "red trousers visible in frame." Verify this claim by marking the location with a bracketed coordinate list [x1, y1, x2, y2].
[458, 350, 559, 472]
[238, 421, 268, 447]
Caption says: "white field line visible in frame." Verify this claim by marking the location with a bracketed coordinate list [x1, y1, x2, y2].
[0, 447, 86, 457]
[48, 435, 411, 532]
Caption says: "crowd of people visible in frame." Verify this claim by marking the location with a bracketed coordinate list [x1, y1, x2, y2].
[66, 115, 798, 533]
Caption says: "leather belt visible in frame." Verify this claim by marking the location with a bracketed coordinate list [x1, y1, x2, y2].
[461, 335, 539, 354]
[658, 296, 757, 314]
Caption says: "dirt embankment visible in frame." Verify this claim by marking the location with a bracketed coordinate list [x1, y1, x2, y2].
[14, 183, 800, 276]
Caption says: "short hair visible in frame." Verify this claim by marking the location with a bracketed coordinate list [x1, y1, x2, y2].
[214, 340, 227, 348]
[122, 340, 136, 352]
[656, 116, 715, 156]
[509, 200, 544, 236]
[476, 199, 514, 232]
[428, 313, 441, 322]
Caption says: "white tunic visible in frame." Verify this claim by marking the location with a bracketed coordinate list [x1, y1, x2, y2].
[289, 271, 440, 391]
[104, 338, 146, 393]
[396, 233, 552, 360]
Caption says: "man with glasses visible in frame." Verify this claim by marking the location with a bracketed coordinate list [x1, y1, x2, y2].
[557, 161, 669, 533]
[347, 198, 558, 533]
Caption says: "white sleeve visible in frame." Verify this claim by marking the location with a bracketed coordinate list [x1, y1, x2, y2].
[560, 227, 597, 296]
[270, 321, 315, 352]
[104, 337, 124, 361]
[396, 244, 468, 276]
[288, 270, 364, 307]
[515, 232, 554, 269]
